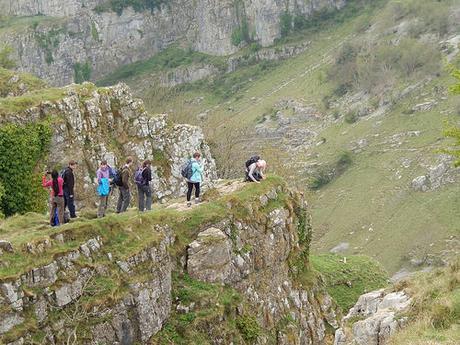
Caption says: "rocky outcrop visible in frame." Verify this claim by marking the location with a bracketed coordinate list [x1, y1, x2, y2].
[334, 289, 411, 345]
[0, 178, 341, 344]
[411, 154, 460, 192]
[185, 184, 341, 343]
[0, 0, 346, 85]
[1, 81, 217, 208]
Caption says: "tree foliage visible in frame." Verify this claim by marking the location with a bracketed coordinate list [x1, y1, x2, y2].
[0, 45, 16, 69]
[0, 122, 52, 216]
[94, 0, 167, 15]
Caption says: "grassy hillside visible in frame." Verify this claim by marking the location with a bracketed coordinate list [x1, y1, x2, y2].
[389, 260, 460, 344]
[99, 0, 460, 275]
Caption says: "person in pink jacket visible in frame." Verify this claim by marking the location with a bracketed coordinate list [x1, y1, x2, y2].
[42, 170, 64, 226]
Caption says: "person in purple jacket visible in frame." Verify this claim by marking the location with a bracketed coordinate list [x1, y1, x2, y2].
[96, 160, 111, 218]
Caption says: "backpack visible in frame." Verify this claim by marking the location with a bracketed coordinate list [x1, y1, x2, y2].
[59, 168, 67, 179]
[134, 168, 145, 186]
[112, 168, 124, 187]
[181, 160, 193, 179]
[97, 178, 110, 196]
[245, 155, 260, 170]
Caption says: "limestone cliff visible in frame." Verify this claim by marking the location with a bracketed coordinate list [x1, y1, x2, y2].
[0, 0, 346, 85]
[0, 74, 217, 208]
[0, 177, 341, 344]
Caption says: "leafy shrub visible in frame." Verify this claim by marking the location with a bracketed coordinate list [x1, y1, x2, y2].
[236, 316, 261, 343]
[0, 45, 16, 69]
[0, 122, 52, 216]
[309, 151, 353, 190]
[94, 0, 167, 15]
[74, 61, 92, 84]
[231, 20, 250, 47]
[344, 111, 358, 124]
[279, 12, 292, 37]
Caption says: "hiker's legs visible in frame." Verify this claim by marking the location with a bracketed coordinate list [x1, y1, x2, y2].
[138, 185, 145, 211]
[143, 185, 152, 211]
[50, 199, 56, 226]
[187, 182, 194, 202]
[121, 187, 130, 212]
[56, 196, 65, 225]
[98, 196, 108, 218]
[194, 183, 200, 199]
[64, 190, 76, 218]
[116, 188, 123, 213]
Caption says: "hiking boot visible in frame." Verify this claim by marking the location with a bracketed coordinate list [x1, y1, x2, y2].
[187, 201, 192, 207]
[194, 198, 201, 204]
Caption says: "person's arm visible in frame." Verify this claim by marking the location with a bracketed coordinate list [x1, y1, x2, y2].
[96, 169, 102, 184]
[248, 164, 259, 183]
[142, 167, 152, 183]
[42, 175, 51, 188]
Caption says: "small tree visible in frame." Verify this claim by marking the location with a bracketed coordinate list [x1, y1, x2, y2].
[0, 45, 16, 69]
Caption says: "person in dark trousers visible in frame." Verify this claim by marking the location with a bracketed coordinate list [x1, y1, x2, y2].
[63, 160, 78, 218]
[137, 159, 153, 212]
[42, 170, 65, 226]
[117, 157, 133, 213]
[186, 152, 203, 207]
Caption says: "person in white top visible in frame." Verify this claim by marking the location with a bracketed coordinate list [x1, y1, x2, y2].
[246, 159, 267, 183]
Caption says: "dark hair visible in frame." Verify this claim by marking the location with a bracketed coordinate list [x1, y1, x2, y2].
[193, 152, 201, 159]
[51, 170, 59, 196]
[142, 159, 151, 168]
[126, 156, 133, 164]
[101, 160, 108, 165]
[68, 160, 77, 166]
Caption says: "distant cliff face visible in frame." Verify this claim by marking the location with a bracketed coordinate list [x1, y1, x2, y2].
[0, 0, 346, 85]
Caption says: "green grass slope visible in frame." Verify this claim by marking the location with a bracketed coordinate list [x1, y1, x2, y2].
[104, 0, 460, 275]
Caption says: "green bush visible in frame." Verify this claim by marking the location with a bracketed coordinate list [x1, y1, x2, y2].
[309, 151, 353, 190]
[94, 0, 168, 15]
[279, 12, 292, 37]
[0, 45, 16, 69]
[236, 316, 261, 343]
[74, 61, 92, 84]
[0, 122, 52, 216]
[344, 111, 358, 124]
[231, 20, 250, 47]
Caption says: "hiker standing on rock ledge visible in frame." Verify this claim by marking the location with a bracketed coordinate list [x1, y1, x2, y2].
[63, 160, 78, 219]
[42, 170, 64, 226]
[96, 160, 111, 218]
[182, 152, 204, 207]
[136, 159, 153, 212]
[116, 157, 133, 213]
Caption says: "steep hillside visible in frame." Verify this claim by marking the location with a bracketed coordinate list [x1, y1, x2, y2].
[110, 0, 460, 275]
[0, 177, 347, 344]
[0, 0, 346, 85]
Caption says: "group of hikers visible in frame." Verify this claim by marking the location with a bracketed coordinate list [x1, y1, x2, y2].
[42, 153, 267, 227]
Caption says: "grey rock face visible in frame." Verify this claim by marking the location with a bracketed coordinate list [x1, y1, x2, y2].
[0, 313, 25, 335]
[337, 289, 412, 345]
[1, 82, 217, 208]
[187, 227, 233, 283]
[0, 0, 347, 86]
[185, 187, 341, 344]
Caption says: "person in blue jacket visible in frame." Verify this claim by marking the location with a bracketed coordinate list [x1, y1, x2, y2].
[186, 152, 204, 207]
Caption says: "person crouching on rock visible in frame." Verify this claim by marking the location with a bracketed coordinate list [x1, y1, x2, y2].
[116, 156, 133, 213]
[42, 170, 64, 226]
[136, 159, 153, 212]
[96, 160, 111, 218]
[246, 159, 267, 183]
[187, 152, 204, 207]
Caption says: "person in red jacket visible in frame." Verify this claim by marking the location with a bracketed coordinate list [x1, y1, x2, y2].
[42, 170, 64, 226]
